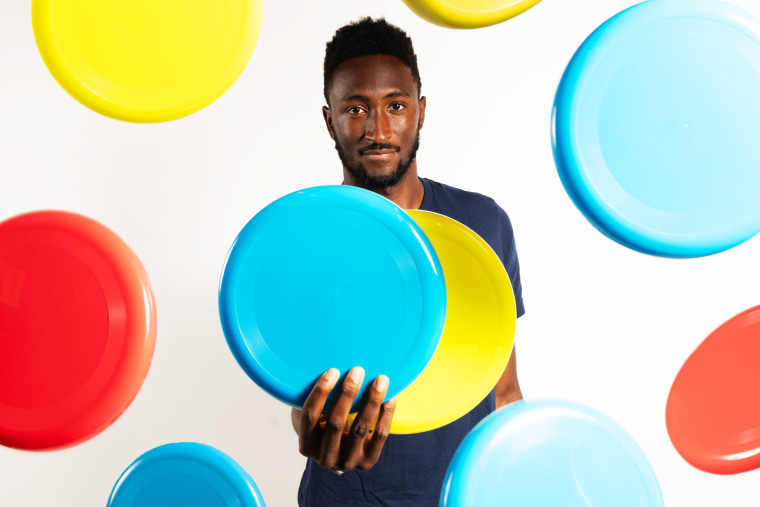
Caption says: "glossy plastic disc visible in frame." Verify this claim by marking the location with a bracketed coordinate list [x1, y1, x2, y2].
[666, 305, 760, 474]
[218, 186, 446, 413]
[400, 0, 542, 29]
[107, 443, 265, 507]
[552, 0, 760, 257]
[0, 211, 156, 451]
[441, 400, 664, 507]
[389, 210, 515, 433]
[32, 0, 262, 123]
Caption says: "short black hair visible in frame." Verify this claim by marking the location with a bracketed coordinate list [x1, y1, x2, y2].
[323, 17, 422, 106]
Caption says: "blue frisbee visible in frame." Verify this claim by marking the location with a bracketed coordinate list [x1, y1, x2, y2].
[219, 186, 446, 412]
[107, 443, 265, 507]
[441, 400, 664, 507]
[552, 0, 760, 257]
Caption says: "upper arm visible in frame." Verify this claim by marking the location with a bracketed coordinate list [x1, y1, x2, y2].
[497, 207, 525, 319]
[494, 206, 524, 408]
[494, 344, 522, 408]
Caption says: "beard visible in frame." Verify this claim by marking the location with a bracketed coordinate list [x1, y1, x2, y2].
[334, 129, 421, 190]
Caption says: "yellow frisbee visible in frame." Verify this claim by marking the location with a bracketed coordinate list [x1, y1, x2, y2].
[32, 0, 262, 123]
[389, 210, 516, 433]
[400, 0, 542, 29]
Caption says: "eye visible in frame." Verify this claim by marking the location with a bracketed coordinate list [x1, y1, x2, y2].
[390, 103, 406, 112]
[346, 106, 365, 115]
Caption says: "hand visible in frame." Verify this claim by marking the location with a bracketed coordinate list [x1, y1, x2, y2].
[295, 366, 396, 472]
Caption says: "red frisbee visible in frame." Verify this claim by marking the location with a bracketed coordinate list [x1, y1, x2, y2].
[0, 211, 156, 451]
[666, 305, 760, 474]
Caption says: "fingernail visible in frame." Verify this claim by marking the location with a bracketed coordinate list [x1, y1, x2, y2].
[375, 375, 389, 391]
[386, 397, 397, 408]
[348, 366, 365, 382]
[325, 368, 339, 383]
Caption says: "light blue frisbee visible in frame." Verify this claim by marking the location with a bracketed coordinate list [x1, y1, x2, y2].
[107, 443, 265, 507]
[553, 0, 760, 257]
[219, 186, 446, 413]
[441, 400, 664, 507]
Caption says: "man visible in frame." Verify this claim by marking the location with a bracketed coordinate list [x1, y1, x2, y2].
[292, 17, 525, 506]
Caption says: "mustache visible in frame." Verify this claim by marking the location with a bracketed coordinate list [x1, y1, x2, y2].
[358, 143, 401, 155]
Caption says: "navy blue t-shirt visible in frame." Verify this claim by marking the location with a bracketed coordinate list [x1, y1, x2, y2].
[298, 178, 525, 506]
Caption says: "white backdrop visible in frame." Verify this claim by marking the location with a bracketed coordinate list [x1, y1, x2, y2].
[1, 1, 759, 505]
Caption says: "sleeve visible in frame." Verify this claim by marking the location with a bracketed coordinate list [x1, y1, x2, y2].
[496, 207, 525, 318]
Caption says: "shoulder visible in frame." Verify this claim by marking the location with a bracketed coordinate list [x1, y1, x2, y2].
[421, 178, 515, 253]
[422, 178, 512, 228]
[423, 178, 499, 208]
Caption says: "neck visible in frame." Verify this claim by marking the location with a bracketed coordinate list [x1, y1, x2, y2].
[342, 163, 425, 210]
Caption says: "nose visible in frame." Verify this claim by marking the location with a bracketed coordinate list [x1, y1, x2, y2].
[365, 109, 392, 142]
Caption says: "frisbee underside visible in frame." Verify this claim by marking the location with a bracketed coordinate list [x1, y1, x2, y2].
[386, 210, 515, 434]
[32, 0, 262, 122]
[667, 306, 760, 475]
[553, 0, 760, 257]
[441, 400, 664, 507]
[400, 0, 542, 29]
[219, 186, 446, 414]
[0, 211, 156, 451]
[107, 443, 266, 507]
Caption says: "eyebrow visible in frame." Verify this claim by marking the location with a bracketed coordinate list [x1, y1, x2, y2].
[384, 91, 411, 99]
[339, 90, 412, 103]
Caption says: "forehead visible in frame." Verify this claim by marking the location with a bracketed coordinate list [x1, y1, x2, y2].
[329, 55, 417, 102]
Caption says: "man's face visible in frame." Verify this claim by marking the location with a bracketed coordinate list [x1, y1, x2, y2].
[324, 55, 426, 189]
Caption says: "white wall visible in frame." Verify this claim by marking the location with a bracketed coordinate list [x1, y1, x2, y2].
[1, 1, 759, 505]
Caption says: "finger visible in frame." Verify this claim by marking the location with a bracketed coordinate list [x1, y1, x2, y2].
[362, 396, 396, 466]
[319, 366, 364, 468]
[342, 375, 388, 469]
[300, 369, 340, 448]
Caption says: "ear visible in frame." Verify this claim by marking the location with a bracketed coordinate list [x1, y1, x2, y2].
[418, 96, 427, 130]
[322, 106, 335, 140]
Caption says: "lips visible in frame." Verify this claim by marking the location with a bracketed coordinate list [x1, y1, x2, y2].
[363, 153, 398, 163]
[359, 146, 400, 161]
